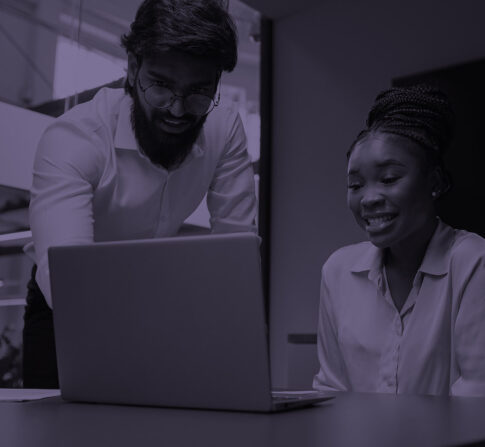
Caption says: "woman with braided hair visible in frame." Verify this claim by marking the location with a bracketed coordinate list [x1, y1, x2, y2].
[313, 85, 485, 396]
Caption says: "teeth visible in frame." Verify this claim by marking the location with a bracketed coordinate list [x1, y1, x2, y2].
[366, 215, 395, 225]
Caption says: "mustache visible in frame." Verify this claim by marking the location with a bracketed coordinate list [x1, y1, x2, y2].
[152, 110, 197, 125]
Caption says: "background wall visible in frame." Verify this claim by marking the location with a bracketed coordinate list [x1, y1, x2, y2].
[0, 102, 54, 190]
[269, 0, 485, 386]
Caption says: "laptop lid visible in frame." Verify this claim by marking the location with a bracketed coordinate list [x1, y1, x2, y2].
[49, 233, 277, 411]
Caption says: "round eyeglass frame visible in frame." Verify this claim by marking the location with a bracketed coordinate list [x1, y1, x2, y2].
[137, 78, 220, 116]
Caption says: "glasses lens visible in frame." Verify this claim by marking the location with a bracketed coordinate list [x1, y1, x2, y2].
[144, 85, 215, 116]
[144, 85, 173, 108]
[185, 94, 214, 116]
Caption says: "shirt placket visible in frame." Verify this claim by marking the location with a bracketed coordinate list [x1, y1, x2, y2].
[375, 271, 401, 393]
[377, 270, 421, 394]
[155, 170, 171, 236]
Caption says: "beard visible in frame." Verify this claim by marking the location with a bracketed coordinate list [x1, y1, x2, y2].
[130, 88, 207, 170]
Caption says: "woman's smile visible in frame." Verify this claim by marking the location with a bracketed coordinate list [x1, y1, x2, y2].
[347, 132, 437, 249]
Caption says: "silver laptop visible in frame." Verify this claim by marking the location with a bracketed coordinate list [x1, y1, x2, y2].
[48, 232, 333, 412]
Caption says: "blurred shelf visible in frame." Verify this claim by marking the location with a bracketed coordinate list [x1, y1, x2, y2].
[0, 298, 26, 307]
[0, 231, 32, 248]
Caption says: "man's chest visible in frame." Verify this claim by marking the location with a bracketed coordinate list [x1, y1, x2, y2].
[90, 150, 215, 238]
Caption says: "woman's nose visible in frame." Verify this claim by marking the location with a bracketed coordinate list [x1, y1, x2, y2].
[361, 189, 385, 209]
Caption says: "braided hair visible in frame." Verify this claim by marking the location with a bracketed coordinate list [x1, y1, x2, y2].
[348, 85, 454, 195]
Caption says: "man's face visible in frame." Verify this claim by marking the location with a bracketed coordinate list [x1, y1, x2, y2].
[346, 132, 437, 250]
[127, 50, 219, 169]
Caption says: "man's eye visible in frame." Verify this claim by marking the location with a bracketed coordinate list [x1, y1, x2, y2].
[154, 81, 170, 88]
[191, 87, 211, 96]
[382, 176, 399, 184]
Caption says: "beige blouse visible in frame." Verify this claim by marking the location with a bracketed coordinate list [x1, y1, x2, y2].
[313, 219, 485, 396]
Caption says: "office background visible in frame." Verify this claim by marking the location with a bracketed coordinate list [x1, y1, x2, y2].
[1, 0, 485, 389]
[0, 0, 262, 386]
[245, 0, 485, 386]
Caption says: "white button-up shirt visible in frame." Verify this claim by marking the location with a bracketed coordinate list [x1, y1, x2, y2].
[313, 219, 485, 396]
[25, 88, 257, 306]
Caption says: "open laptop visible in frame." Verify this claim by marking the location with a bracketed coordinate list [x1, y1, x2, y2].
[48, 232, 333, 412]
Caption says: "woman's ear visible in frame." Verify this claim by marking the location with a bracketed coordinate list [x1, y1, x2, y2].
[127, 53, 139, 89]
[430, 166, 451, 199]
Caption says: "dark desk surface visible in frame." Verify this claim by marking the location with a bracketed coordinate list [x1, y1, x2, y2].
[2, 392, 485, 447]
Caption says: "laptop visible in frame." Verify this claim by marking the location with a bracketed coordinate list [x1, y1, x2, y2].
[48, 232, 334, 412]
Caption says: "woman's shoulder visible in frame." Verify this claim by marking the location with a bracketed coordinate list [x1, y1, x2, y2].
[453, 227, 485, 249]
[323, 241, 374, 273]
[450, 227, 485, 266]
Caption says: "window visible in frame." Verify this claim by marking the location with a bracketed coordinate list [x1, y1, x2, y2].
[53, 35, 126, 99]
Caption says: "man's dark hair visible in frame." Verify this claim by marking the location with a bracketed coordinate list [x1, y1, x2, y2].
[121, 0, 238, 95]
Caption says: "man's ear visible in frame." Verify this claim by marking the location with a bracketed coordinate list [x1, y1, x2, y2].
[127, 53, 139, 89]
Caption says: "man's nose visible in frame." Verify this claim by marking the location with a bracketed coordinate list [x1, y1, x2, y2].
[168, 96, 185, 118]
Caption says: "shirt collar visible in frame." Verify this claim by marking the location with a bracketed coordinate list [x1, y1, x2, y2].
[350, 218, 454, 278]
[350, 242, 383, 283]
[418, 218, 454, 276]
[113, 93, 206, 162]
[114, 94, 138, 150]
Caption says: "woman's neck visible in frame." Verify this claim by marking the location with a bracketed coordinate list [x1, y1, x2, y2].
[385, 218, 438, 274]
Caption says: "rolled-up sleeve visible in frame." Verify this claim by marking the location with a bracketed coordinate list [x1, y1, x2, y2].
[313, 264, 350, 392]
[207, 111, 257, 234]
[451, 253, 485, 396]
[29, 121, 102, 307]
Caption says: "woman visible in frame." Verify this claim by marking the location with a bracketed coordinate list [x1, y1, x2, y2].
[313, 86, 485, 396]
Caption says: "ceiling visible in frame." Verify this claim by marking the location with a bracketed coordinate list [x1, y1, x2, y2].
[239, 0, 322, 20]
[76, 0, 323, 24]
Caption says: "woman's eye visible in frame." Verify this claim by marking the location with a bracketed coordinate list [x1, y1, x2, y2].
[347, 183, 362, 191]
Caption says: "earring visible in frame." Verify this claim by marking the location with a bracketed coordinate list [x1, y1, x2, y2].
[431, 191, 438, 198]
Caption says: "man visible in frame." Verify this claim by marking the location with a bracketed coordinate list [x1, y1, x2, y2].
[23, 0, 257, 388]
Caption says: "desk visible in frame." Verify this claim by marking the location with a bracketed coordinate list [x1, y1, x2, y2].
[1, 392, 484, 446]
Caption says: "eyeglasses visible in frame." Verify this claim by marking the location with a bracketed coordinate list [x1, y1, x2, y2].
[138, 78, 220, 116]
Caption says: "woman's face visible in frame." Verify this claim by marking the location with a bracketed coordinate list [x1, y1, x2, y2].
[347, 132, 437, 249]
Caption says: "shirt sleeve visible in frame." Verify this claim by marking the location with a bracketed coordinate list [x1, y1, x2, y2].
[313, 263, 350, 392]
[29, 121, 103, 307]
[450, 249, 485, 397]
[207, 111, 257, 234]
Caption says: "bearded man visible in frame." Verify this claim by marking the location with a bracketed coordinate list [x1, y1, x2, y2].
[24, 0, 257, 388]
